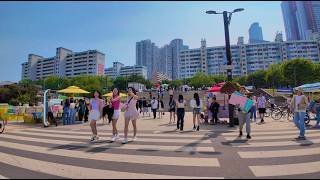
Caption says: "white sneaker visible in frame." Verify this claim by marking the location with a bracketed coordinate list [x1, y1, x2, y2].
[93, 136, 100, 142]
[132, 136, 137, 142]
[111, 134, 119, 142]
[122, 138, 128, 144]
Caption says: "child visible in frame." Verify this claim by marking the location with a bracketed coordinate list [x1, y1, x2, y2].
[209, 97, 220, 125]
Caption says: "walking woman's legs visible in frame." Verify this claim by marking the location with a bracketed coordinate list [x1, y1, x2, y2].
[90, 120, 97, 136]
[132, 119, 137, 137]
[112, 119, 118, 135]
[173, 112, 176, 123]
[124, 118, 130, 139]
[193, 113, 196, 126]
[169, 112, 173, 123]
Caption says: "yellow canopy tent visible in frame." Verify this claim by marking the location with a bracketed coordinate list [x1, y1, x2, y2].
[58, 86, 90, 94]
[103, 92, 127, 98]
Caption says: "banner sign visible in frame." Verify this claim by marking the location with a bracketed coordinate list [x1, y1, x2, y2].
[229, 91, 254, 112]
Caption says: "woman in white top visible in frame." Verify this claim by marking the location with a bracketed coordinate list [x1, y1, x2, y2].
[176, 94, 187, 131]
[190, 93, 203, 131]
[123, 87, 139, 144]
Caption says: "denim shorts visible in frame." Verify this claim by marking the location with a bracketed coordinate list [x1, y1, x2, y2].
[193, 108, 201, 115]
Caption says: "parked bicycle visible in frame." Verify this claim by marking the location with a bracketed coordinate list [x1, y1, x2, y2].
[265, 104, 280, 118]
[271, 105, 293, 120]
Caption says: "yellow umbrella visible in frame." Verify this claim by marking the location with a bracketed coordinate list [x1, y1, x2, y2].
[103, 92, 127, 98]
[58, 86, 90, 94]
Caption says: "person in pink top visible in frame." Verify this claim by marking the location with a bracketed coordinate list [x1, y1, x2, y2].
[122, 87, 139, 144]
[110, 88, 121, 142]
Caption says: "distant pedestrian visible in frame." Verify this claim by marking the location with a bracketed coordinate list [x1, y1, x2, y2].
[209, 97, 220, 125]
[62, 99, 70, 125]
[168, 95, 176, 124]
[151, 97, 158, 119]
[257, 93, 267, 123]
[290, 87, 309, 140]
[249, 95, 257, 123]
[158, 96, 165, 119]
[176, 94, 186, 131]
[78, 99, 86, 123]
[190, 93, 203, 131]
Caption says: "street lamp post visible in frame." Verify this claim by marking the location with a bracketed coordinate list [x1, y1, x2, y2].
[206, 8, 244, 127]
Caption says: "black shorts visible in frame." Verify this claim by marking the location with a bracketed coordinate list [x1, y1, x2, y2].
[258, 108, 266, 114]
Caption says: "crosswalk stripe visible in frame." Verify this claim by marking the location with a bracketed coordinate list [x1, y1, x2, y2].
[1, 134, 215, 153]
[224, 133, 320, 141]
[0, 141, 220, 167]
[230, 138, 320, 148]
[249, 161, 320, 177]
[24, 128, 208, 138]
[11, 131, 212, 144]
[238, 147, 320, 158]
[222, 130, 320, 137]
[0, 152, 222, 179]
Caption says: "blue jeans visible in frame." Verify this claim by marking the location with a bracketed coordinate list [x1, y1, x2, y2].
[70, 109, 76, 124]
[294, 112, 306, 138]
[250, 106, 257, 121]
[316, 111, 320, 126]
[62, 111, 69, 125]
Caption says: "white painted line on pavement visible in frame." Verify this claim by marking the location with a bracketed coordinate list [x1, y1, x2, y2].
[0, 152, 223, 179]
[231, 138, 320, 148]
[26, 128, 208, 138]
[1, 134, 215, 153]
[0, 141, 220, 167]
[250, 161, 320, 177]
[224, 133, 320, 141]
[239, 147, 320, 158]
[11, 131, 212, 144]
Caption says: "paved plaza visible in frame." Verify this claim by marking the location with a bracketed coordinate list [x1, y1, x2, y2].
[0, 113, 320, 179]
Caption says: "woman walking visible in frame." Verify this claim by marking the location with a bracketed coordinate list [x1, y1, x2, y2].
[110, 88, 121, 142]
[176, 94, 186, 131]
[190, 93, 203, 131]
[89, 90, 103, 142]
[290, 87, 309, 140]
[237, 87, 252, 139]
[62, 99, 70, 125]
[123, 87, 139, 144]
[168, 95, 176, 124]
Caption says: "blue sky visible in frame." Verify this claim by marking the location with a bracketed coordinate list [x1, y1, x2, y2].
[0, 1, 284, 82]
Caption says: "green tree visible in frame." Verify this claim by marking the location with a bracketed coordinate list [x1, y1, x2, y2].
[282, 58, 314, 86]
[265, 63, 285, 88]
[247, 70, 268, 88]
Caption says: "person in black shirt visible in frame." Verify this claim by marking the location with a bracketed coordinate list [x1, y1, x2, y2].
[209, 97, 220, 124]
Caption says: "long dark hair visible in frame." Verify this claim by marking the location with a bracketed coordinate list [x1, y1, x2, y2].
[113, 88, 120, 97]
[178, 94, 184, 103]
[92, 90, 102, 99]
[128, 87, 137, 95]
[169, 95, 174, 104]
[65, 99, 70, 107]
[194, 93, 200, 106]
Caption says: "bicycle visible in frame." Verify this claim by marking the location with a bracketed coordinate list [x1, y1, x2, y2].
[265, 104, 280, 118]
[271, 105, 293, 120]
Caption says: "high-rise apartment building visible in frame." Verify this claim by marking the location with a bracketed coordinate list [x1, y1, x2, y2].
[136, 39, 159, 80]
[21, 47, 105, 80]
[105, 62, 147, 80]
[180, 39, 320, 79]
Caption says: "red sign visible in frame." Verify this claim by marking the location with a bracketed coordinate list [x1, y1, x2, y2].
[98, 64, 104, 75]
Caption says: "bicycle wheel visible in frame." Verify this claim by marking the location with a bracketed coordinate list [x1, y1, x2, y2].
[305, 113, 311, 125]
[0, 119, 4, 134]
[265, 109, 271, 117]
[271, 109, 283, 120]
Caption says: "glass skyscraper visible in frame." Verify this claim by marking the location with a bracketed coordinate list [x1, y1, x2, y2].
[282, 1, 320, 40]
